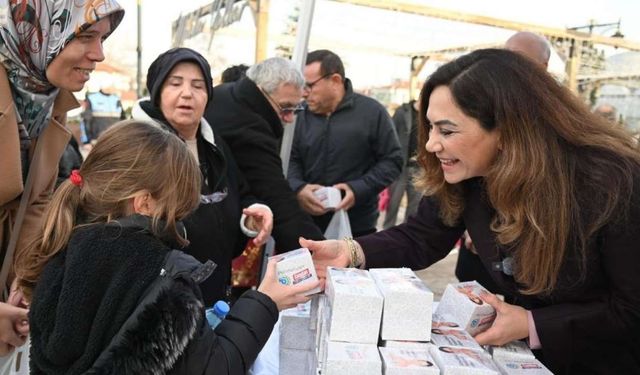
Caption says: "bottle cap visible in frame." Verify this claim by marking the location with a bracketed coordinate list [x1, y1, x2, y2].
[213, 300, 230, 317]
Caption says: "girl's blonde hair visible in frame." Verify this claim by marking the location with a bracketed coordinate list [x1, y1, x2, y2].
[15, 120, 201, 299]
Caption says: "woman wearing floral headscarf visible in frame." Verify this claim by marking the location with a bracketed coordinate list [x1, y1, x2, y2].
[0, 0, 123, 355]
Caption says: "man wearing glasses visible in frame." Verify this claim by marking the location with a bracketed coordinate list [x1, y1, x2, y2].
[288, 49, 403, 237]
[205, 57, 324, 252]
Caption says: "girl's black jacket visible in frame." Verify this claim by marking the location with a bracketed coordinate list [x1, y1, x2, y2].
[29, 215, 278, 375]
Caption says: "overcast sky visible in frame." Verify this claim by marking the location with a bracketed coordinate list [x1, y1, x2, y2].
[105, 0, 640, 87]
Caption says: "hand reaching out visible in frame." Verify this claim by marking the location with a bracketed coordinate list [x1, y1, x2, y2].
[243, 205, 273, 247]
[299, 237, 351, 289]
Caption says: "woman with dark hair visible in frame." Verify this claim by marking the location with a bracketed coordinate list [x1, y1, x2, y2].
[0, 0, 124, 355]
[304, 48, 640, 373]
[132, 48, 273, 306]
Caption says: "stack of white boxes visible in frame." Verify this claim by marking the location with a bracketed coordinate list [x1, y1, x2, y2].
[276, 272, 549, 375]
[370, 268, 434, 342]
[428, 281, 500, 374]
[372, 268, 439, 374]
[279, 302, 316, 375]
[321, 267, 384, 374]
[272, 248, 320, 374]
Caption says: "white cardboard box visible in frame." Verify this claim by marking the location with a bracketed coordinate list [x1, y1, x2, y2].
[325, 267, 383, 344]
[430, 328, 485, 353]
[323, 342, 382, 375]
[370, 268, 434, 341]
[382, 340, 431, 351]
[489, 341, 536, 362]
[312, 294, 327, 352]
[280, 302, 314, 350]
[316, 297, 331, 365]
[493, 357, 553, 375]
[309, 294, 323, 329]
[279, 348, 316, 375]
[379, 347, 440, 375]
[314, 186, 342, 209]
[430, 345, 500, 375]
[436, 281, 496, 336]
[432, 311, 465, 330]
[270, 248, 321, 295]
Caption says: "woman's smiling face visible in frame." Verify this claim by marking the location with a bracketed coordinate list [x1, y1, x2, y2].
[425, 85, 500, 184]
[45, 18, 111, 92]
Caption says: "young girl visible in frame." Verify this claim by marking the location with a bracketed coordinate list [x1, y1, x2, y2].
[15, 120, 317, 374]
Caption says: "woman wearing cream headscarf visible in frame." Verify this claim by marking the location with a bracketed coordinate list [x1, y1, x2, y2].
[0, 0, 123, 355]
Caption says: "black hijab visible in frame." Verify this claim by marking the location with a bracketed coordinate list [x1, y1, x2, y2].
[146, 47, 214, 107]
[143, 47, 227, 195]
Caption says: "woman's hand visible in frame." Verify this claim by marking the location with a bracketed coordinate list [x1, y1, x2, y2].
[299, 237, 351, 285]
[257, 259, 320, 311]
[243, 205, 273, 247]
[474, 292, 529, 346]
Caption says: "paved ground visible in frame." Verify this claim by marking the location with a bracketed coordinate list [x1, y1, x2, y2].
[415, 250, 458, 300]
[377, 205, 459, 301]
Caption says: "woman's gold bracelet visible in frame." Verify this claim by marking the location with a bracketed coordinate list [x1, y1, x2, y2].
[343, 237, 361, 268]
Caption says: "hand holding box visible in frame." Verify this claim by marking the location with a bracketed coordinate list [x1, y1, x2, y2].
[436, 281, 496, 336]
[314, 186, 342, 210]
[270, 248, 321, 296]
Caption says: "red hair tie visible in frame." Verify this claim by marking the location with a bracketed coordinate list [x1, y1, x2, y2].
[69, 170, 83, 187]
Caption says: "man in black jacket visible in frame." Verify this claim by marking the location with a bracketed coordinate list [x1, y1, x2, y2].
[288, 50, 403, 237]
[204, 57, 324, 252]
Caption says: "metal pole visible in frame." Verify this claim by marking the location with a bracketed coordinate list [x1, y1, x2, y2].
[136, 0, 143, 98]
[566, 38, 580, 92]
[254, 0, 270, 62]
[280, 0, 316, 176]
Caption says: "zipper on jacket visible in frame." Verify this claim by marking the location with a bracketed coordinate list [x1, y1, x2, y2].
[322, 115, 331, 184]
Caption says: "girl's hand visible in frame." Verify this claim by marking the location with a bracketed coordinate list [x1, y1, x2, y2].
[257, 259, 320, 311]
[474, 292, 529, 346]
[0, 303, 29, 356]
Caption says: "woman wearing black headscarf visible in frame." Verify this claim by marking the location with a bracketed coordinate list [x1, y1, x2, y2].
[132, 48, 273, 306]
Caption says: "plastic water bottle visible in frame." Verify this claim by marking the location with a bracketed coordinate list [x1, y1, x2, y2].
[205, 300, 230, 329]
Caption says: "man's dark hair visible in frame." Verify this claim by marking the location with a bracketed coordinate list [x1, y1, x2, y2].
[306, 49, 345, 80]
[221, 64, 249, 83]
